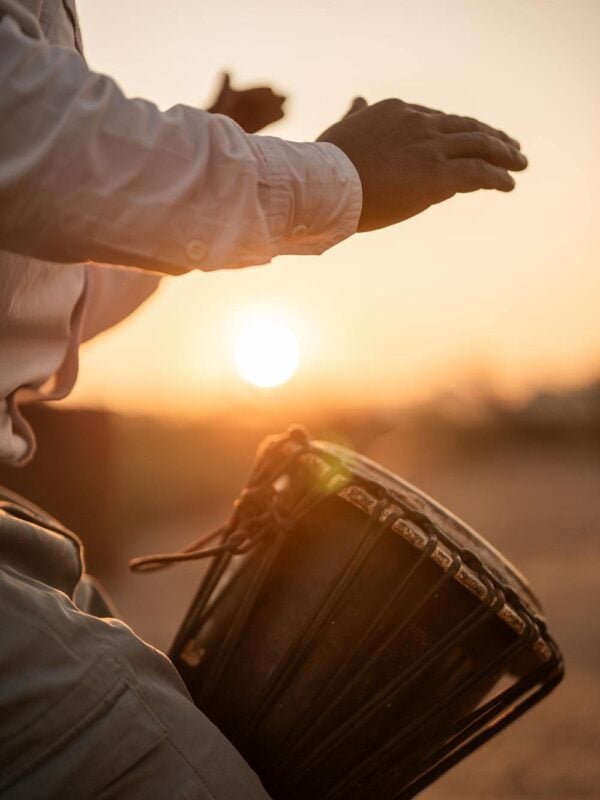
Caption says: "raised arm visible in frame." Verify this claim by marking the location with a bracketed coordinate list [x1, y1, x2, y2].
[0, 2, 527, 278]
[0, 3, 361, 274]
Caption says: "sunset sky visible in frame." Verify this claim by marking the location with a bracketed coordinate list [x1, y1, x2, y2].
[69, 0, 600, 414]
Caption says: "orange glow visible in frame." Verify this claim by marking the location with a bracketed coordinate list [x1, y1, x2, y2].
[68, 0, 600, 415]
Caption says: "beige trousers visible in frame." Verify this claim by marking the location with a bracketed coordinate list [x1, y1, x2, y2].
[0, 488, 271, 800]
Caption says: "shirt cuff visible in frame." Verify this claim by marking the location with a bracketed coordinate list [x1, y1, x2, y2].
[249, 136, 363, 258]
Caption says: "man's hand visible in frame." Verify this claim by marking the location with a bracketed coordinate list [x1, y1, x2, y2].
[318, 98, 528, 232]
[207, 72, 286, 133]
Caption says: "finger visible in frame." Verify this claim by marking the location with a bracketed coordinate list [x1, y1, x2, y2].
[442, 132, 527, 171]
[344, 96, 368, 117]
[273, 91, 287, 106]
[215, 71, 231, 101]
[448, 159, 517, 193]
[407, 102, 443, 115]
[434, 113, 521, 150]
[221, 72, 231, 91]
[249, 87, 287, 105]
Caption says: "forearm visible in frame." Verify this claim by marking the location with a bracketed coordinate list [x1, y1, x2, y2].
[0, 8, 361, 275]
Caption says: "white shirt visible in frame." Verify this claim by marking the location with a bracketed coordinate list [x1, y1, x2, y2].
[0, 0, 362, 465]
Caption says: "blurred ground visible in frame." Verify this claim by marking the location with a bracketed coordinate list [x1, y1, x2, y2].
[2, 388, 599, 799]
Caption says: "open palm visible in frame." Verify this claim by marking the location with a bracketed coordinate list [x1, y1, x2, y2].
[208, 72, 286, 133]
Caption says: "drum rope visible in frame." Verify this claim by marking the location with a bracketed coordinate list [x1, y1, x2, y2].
[236, 497, 391, 745]
[267, 529, 440, 779]
[128, 427, 313, 573]
[301, 500, 560, 800]
[287, 552, 482, 786]
[339, 468, 555, 644]
[321, 604, 539, 800]
[386, 659, 564, 800]
[197, 463, 344, 709]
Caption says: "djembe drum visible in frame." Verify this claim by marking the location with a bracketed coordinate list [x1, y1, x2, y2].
[131, 427, 563, 799]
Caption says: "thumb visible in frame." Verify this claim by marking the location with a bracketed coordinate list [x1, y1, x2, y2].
[344, 96, 368, 117]
[217, 71, 232, 98]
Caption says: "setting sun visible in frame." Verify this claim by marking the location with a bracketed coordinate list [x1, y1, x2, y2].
[234, 314, 300, 388]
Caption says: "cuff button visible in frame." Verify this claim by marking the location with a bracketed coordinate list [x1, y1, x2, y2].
[291, 224, 308, 238]
[186, 239, 207, 262]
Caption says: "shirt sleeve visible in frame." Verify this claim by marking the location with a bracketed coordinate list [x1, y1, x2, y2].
[0, 4, 362, 276]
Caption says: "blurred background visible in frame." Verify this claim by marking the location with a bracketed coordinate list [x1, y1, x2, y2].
[4, 1, 600, 797]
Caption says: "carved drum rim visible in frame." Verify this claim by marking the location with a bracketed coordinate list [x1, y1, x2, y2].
[295, 445, 554, 664]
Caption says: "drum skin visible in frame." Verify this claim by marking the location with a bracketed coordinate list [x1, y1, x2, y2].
[169, 433, 563, 800]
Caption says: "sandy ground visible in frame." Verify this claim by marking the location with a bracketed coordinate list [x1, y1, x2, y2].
[102, 442, 600, 799]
